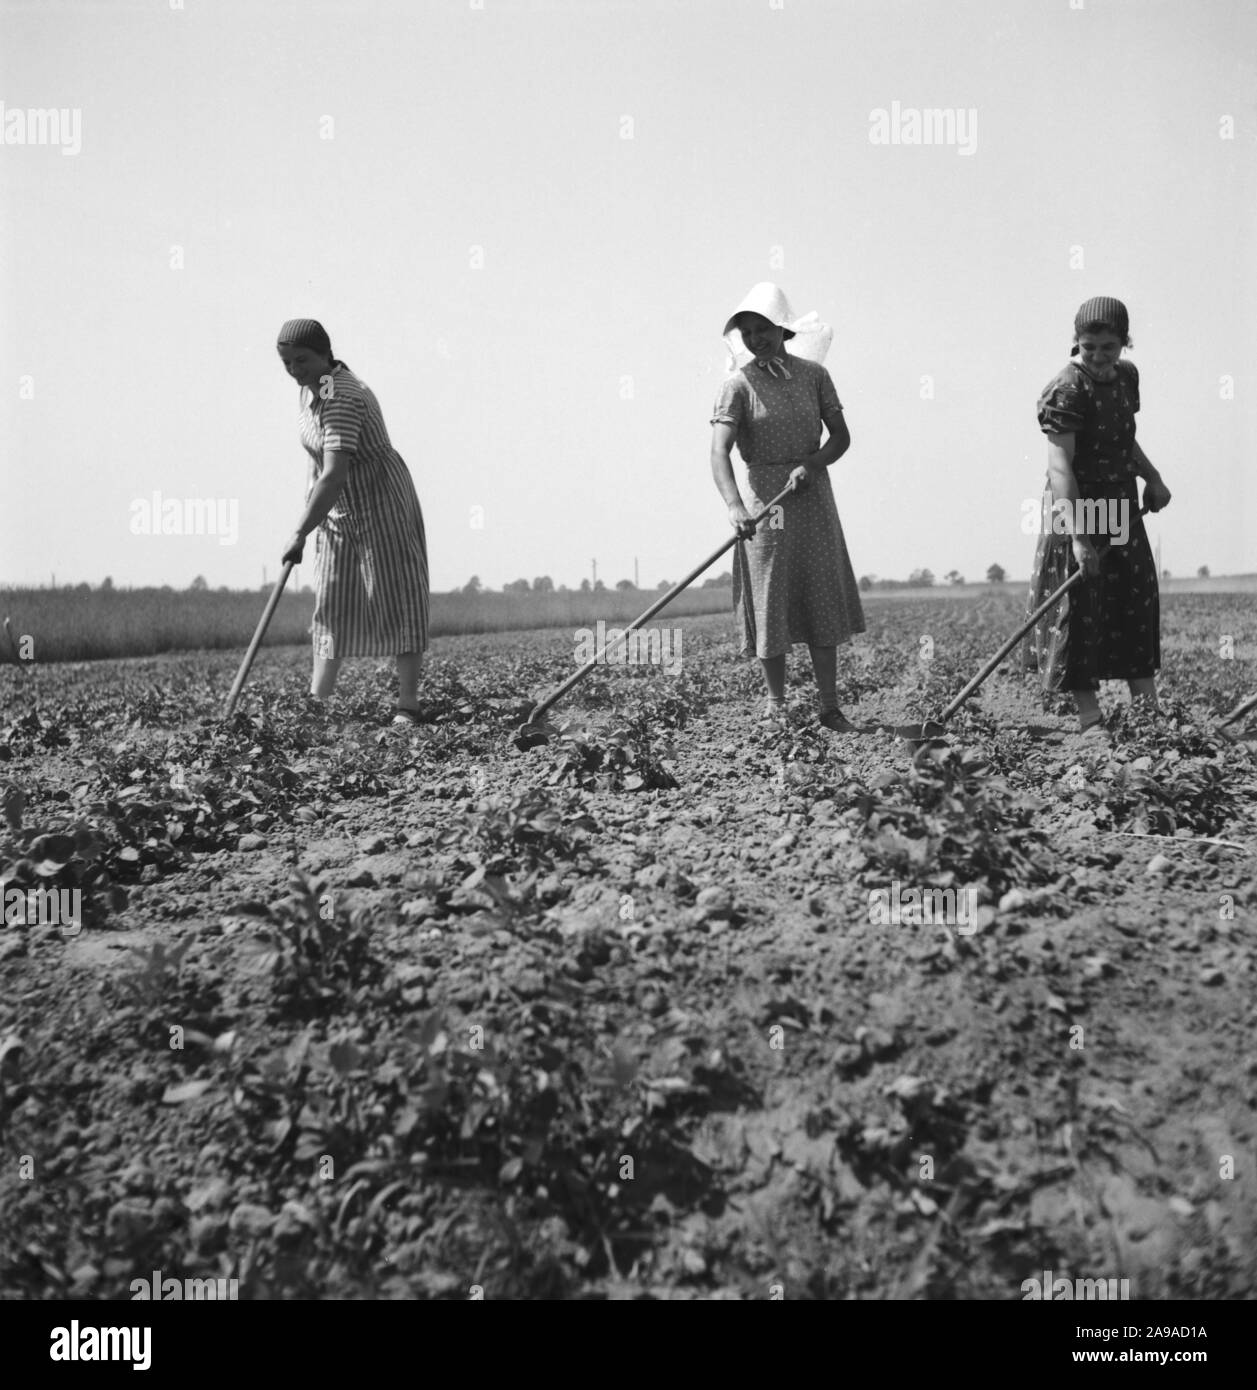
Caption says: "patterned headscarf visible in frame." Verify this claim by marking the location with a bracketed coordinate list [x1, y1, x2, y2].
[1071, 297, 1129, 356]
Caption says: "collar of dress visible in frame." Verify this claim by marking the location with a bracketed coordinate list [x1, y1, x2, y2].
[1074, 361, 1121, 385]
[752, 354, 793, 380]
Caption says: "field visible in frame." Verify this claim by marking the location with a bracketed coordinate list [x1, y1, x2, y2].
[6, 577, 1254, 664]
[0, 585, 740, 663]
[1, 590, 1256, 1301]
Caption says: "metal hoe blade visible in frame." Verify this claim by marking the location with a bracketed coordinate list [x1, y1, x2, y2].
[890, 719, 949, 744]
[513, 480, 799, 747]
[889, 558, 1099, 744]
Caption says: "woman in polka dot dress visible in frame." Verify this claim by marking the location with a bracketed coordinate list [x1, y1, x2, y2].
[709, 284, 865, 731]
[1023, 297, 1172, 737]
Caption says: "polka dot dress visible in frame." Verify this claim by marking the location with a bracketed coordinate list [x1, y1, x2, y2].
[1022, 359, 1160, 691]
[710, 355, 865, 659]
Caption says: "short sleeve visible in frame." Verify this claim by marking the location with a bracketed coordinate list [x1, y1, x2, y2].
[818, 367, 843, 416]
[1037, 380, 1085, 435]
[1124, 361, 1140, 413]
[710, 375, 746, 428]
[319, 380, 363, 454]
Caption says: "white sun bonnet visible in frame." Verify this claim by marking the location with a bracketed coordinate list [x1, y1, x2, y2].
[722, 282, 834, 372]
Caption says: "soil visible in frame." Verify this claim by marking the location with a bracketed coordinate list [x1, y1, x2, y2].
[2, 592, 1255, 1300]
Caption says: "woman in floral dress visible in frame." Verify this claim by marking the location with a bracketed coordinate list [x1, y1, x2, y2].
[1024, 296, 1172, 736]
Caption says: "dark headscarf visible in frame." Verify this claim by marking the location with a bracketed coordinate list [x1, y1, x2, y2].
[277, 318, 333, 357]
[1070, 297, 1130, 356]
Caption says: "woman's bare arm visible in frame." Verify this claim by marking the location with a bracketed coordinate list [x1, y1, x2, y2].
[1045, 432, 1101, 577]
[711, 422, 755, 537]
[283, 449, 353, 561]
[1131, 440, 1171, 510]
[802, 409, 851, 470]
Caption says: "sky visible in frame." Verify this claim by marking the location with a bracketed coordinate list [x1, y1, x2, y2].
[3, 0, 1255, 593]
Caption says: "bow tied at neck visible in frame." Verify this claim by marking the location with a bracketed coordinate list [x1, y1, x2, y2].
[754, 356, 792, 380]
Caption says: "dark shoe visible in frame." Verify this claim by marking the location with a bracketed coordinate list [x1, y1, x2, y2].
[818, 708, 857, 733]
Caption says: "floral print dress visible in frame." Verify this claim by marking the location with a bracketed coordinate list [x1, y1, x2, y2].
[1023, 358, 1159, 692]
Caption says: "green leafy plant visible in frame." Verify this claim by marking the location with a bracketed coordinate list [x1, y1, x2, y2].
[545, 712, 678, 792]
[240, 874, 385, 1015]
[112, 936, 195, 1010]
[0, 783, 128, 930]
[443, 788, 599, 876]
[840, 744, 1058, 894]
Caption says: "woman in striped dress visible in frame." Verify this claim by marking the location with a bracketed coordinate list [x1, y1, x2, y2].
[276, 319, 430, 724]
[709, 284, 866, 730]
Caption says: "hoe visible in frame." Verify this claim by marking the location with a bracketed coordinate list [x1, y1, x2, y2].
[223, 561, 295, 719]
[514, 482, 797, 749]
[891, 509, 1150, 742]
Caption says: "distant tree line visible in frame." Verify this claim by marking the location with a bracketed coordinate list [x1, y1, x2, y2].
[51, 559, 1220, 597]
[857, 564, 1009, 591]
[463, 569, 735, 596]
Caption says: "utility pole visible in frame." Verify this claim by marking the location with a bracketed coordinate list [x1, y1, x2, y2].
[591, 558, 597, 587]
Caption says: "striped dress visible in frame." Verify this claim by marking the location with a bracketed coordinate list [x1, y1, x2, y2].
[710, 354, 865, 659]
[297, 363, 429, 659]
